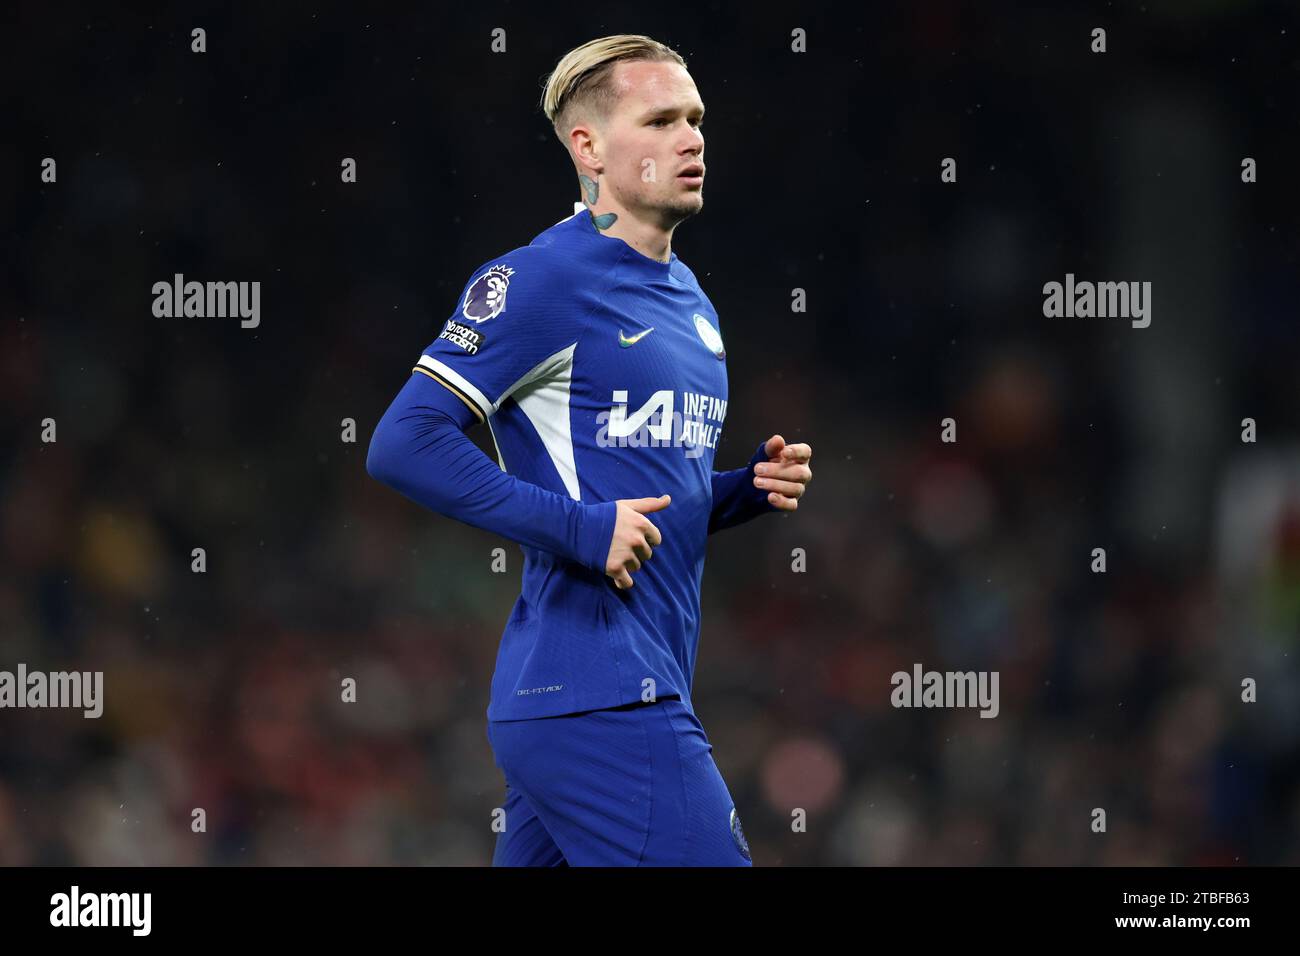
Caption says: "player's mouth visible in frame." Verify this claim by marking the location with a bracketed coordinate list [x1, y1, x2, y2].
[677, 164, 705, 187]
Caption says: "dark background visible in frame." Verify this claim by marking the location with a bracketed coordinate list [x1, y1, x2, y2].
[3, 1, 1299, 865]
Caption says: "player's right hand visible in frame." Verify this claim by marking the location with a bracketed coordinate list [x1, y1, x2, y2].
[604, 495, 670, 590]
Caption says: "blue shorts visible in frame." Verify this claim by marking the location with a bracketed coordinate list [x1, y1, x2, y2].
[486, 695, 752, 867]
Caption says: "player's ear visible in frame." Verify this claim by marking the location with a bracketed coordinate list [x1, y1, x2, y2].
[570, 126, 604, 174]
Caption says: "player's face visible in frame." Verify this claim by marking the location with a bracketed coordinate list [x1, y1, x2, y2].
[603, 61, 706, 227]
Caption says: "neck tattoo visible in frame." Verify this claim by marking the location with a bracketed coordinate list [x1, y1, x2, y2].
[578, 174, 618, 230]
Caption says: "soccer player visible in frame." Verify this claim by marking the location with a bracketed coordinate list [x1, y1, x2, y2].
[366, 34, 813, 866]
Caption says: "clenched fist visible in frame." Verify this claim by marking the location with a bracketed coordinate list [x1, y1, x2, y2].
[604, 494, 670, 590]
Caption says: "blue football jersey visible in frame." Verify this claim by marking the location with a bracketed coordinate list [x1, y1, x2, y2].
[417, 207, 736, 720]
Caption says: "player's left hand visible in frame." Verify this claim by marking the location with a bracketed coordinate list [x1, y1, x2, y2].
[753, 434, 812, 511]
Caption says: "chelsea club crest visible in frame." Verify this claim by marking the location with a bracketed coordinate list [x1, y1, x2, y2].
[694, 313, 726, 360]
[730, 806, 751, 861]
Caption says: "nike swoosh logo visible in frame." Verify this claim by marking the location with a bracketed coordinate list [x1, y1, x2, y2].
[618, 327, 655, 348]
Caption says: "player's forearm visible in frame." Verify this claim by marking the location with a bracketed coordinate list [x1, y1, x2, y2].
[708, 439, 778, 534]
[366, 373, 617, 574]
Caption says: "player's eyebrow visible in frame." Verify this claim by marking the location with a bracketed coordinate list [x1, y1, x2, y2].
[642, 104, 705, 120]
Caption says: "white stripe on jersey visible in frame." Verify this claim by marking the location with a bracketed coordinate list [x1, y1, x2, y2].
[510, 343, 582, 501]
[416, 354, 494, 420]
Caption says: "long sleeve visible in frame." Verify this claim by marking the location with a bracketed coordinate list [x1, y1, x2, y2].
[366, 370, 618, 575]
[708, 439, 779, 535]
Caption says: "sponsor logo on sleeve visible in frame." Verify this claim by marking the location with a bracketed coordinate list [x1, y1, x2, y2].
[438, 318, 486, 354]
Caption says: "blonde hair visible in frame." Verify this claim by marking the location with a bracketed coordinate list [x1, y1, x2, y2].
[540, 35, 687, 144]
